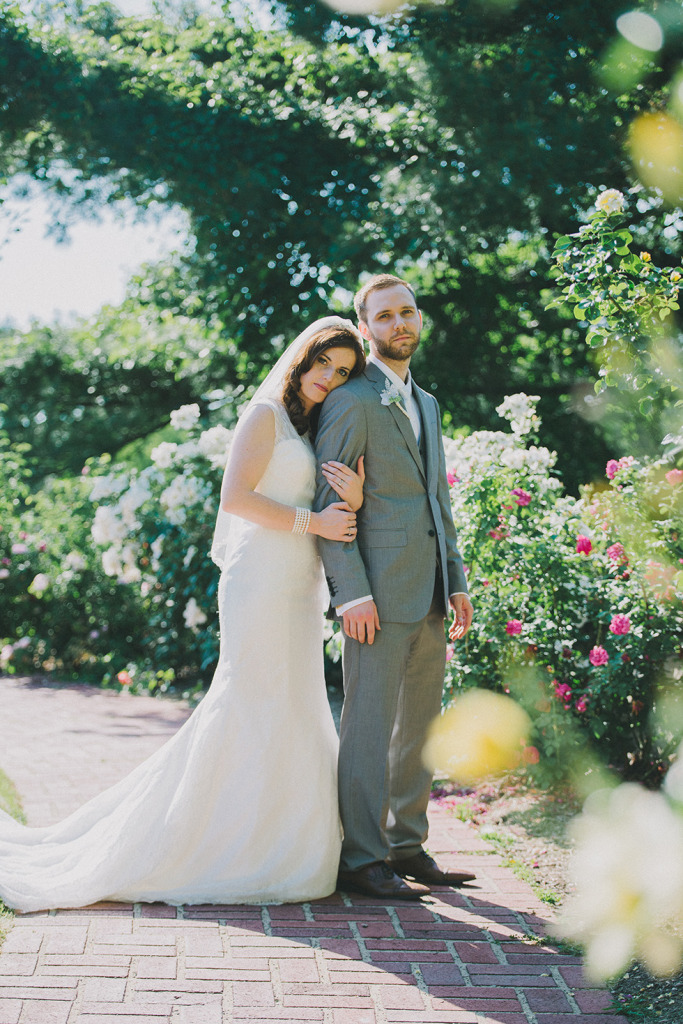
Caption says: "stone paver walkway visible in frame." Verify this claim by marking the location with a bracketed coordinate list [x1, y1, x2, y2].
[0, 676, 627, 1024]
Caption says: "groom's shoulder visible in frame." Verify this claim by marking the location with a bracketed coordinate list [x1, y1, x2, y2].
[326, 372, 373, 408]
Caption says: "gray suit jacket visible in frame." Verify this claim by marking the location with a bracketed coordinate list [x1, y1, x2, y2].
[314, 360, 468, 624]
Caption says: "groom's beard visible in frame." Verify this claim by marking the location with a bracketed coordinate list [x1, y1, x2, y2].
[369, 326, 421, 363]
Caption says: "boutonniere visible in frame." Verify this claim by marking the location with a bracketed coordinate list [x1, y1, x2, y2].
[379, 379, 409, 417]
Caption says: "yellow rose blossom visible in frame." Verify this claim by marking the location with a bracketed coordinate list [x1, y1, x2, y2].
[423, 689, 531, 784]
[640, 251, 652, 262]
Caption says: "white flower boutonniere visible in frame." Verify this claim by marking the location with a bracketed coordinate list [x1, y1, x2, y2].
[380, 378, 411, 419]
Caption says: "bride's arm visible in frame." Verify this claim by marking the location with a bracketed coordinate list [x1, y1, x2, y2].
[220, 406, 357, 542]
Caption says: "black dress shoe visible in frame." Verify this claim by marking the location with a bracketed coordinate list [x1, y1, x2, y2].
[391, 850, 476, 887]
[337, 861, 431, 900]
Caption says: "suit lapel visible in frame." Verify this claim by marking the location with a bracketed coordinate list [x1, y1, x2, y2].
[412, 384, 437, 487]
[365, 364, 426, 482]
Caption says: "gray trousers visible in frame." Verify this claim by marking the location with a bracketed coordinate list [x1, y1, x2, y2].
[338, 592, 447, 871]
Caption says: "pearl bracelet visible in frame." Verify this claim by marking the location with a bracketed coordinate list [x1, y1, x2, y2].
[292, 507, 311, 536]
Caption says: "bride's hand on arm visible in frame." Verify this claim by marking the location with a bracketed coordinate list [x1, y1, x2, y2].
[321, 455, 365, 511]
[310, 502, 357, 543]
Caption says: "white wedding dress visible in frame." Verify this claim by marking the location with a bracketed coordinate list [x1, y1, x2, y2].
[0, 399, 342, 911]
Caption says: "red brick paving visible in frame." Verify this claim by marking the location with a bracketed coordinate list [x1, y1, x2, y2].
[1, 676, 628, 1023]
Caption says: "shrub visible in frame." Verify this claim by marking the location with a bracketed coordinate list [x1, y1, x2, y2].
[443, 394, 683, 783]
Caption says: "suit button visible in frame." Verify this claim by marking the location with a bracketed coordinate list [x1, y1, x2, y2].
[428, 529, 435, 537]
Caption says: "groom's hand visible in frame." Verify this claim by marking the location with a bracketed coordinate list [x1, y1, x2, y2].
[448, 594, 473, 640]
[343, 600, 381, 645]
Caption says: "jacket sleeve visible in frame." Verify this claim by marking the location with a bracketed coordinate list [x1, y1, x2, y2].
[434, 401, 469, 597]
[313, 387, 372, 609]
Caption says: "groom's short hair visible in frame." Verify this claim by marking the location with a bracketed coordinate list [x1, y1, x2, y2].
[354, 274, 417, 323]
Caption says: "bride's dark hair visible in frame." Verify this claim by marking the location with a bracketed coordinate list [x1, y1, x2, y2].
[281, 325, 366, 435]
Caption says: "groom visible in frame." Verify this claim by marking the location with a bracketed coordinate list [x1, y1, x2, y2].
[314, 274, 475, 900]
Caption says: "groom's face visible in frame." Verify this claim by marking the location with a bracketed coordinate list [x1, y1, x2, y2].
[359, 284, 422, 363]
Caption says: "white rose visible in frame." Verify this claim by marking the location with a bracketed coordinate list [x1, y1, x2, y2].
[595, 188, 625, 215]
[183, 597, 208, 631]
[102, 548, 123, 577]
[161, 474, 206, 526]
[91, 505, 128, 546]
[28, 573, 50, 595]
[90, 473, 127, 502]
[150, 442, 178, 469]
[175, 440, 200, 463]
[120, 562, 142, 584]
[64, 551, 87, 571]
[170, 403, 201, 431]
[499, 448, 527, 470]
[198, 426, 233, 468]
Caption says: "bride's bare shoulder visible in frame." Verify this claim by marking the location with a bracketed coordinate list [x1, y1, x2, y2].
[233, 402, 277, 445]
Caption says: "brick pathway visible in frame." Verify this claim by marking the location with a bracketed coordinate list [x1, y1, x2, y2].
[0, 676, 627, 1024]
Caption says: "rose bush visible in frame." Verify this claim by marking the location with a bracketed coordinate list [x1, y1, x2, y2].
[0, 432, 147, 679]
[86, 405, 233, 690]
[442, 393, 683, 783]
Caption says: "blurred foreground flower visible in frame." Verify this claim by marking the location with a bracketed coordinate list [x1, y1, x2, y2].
[558, 781, 683, 981]
[423, 689, 531, 784]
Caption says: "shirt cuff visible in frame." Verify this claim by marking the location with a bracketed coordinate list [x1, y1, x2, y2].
[450, 592, 468, 598]
[336, 595, 373, 615]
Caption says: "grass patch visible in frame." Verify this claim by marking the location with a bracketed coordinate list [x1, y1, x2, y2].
[0, 769, 26, 825]
[0, 767, 24, 949]
[480, 826, 563, 907]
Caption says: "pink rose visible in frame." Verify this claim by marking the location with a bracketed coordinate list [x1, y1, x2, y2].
[576, 535, 593, 555]
[609, 614, 631, 635]
[117, 670, 133, 687]
[447, 471, 459, 486]
[575, 697, 588, 713]
[511, 488, 532, 506]
[606, 542, 628, 565]
[665, 469, 683, 486]
[554, 681, 573, 705]
[488, 528, 508, 541]
[589, 646, 609, 667]
[606, 456, 635, 480]
[11, 543, 28, 555]
[505, 619, 523, 635]
[446, 644, 455, 662]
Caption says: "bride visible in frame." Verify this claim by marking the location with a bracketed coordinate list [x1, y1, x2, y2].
[0, 316, 366, 911]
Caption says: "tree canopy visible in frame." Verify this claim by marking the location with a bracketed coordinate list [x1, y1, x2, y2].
[0, 0, 680, 486]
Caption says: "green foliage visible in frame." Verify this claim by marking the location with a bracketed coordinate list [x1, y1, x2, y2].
[0, 300, 240, 479]
[548, 190, 683, 425]
[0, 429, 148, 678]
[1, 0, 676, 488]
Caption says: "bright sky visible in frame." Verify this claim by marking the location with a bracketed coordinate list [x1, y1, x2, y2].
[0, 0, 218, 329]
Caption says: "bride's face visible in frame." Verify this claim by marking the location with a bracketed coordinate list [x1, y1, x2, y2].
[298, 346, 357, 414]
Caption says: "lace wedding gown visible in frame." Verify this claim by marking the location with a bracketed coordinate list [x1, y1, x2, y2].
[0, 400, 341, 911]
